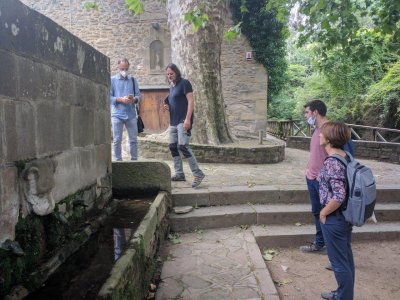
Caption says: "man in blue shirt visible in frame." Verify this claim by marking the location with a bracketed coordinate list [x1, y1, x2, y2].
[110, 58, 141, 161]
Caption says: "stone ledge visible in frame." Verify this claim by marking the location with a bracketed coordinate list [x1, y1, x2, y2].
[98, 192, 171, 300]
[112, 161, 171, 198]
[138, 138, 285, 164]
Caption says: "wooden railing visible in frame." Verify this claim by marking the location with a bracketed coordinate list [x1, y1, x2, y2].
[266, 120, 400, 143]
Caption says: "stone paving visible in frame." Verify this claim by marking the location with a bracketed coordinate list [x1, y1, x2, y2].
[130, 138, 400, 300]
[156, 227, 278, 300]
[167, 146, 400, 190]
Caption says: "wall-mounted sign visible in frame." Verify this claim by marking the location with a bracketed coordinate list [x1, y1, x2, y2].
[246, 51, 252, 60]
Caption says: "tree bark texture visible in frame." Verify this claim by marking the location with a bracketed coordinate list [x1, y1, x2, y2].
[167, 0, 234, 144]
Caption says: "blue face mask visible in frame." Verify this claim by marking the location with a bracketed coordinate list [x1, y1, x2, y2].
[307, 116, 316, 126]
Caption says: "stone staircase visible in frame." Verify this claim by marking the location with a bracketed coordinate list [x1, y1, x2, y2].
[169, 185, 400, 248]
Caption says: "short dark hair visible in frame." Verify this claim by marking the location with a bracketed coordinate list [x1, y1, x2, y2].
[320, 122, 351, 149]
[117, 58, 130, 65]
[165, 63, 182, 82]
[304, 99, 327, 117]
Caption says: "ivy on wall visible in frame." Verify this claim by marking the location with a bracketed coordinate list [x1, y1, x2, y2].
[229, 0, 288, 100]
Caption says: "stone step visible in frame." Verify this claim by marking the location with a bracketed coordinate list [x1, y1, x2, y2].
[169, 203, 400, 232]
[172, 184, 400, 207]
[252, 222, 400, 248]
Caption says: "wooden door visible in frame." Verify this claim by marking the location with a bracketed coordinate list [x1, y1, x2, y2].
[139, 89, 170, 133]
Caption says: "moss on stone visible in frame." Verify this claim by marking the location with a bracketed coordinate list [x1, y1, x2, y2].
[0, 215, 43, 298]
[14, 159, 34, 175]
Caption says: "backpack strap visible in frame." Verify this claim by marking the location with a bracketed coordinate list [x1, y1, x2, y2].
[130, 77, 136, 96]
[131, 77, 139, 115]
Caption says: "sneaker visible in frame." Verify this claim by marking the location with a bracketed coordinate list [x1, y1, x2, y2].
[321, 290, 337, 300]
[171, 174, 186, 181]
[191, 173, 205, 188]
[300, 242, 326, 253]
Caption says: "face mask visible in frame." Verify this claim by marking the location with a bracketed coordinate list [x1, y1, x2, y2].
[120, 70, 127, 78]
[307, 116, 316, 126]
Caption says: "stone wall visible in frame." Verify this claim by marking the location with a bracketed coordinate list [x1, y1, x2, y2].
[21, 0, 269, 137]
[0, 0, 111, 242]
[221, 12, 268, 136]
[287, 136, 400, 164]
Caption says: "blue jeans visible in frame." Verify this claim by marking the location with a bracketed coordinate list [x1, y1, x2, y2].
[321, 212, 354, 300]
[112, 116, 138, 161]
[306, 177, 324, 247]
[168, 124, 203, 177]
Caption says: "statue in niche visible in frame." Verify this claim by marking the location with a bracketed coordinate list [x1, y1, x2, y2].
[21, 158, 57, 216]
[150, 40, 164, 71]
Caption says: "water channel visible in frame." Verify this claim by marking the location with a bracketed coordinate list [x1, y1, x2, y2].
[26, 198, 152, 300]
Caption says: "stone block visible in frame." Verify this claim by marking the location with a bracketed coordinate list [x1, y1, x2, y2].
[279, 187, 309, 203]
[17, 57, 57, 101]
[15, 101, 36, 159]
[94, 144, 111, 176]
[209, 186, 280, 206]
[134, 204, 158, 257]
[0, 0, 110, 84]
[72, 107, 94, 147]
[0, 0, 38, 60]
[96, 84, 109, 111]
[0, 102, 4, 164]
[153, 192, 171, 222]
[3, 101, 17, 162]
[36, 102, 71, 154]
[75, 77, 96, 108]
[57, 70, 77, 105]
[79, 147, 95, 179]
[0, 166, 19, 242]
[52, 149, 80, 202]
[94, 111, 108, 145]
[172, 190, 209, 207]
[0, 50, 17, 98]
[112, 161, 171, 198]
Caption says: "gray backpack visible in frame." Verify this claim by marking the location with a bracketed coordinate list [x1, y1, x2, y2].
[332, 152, 377, 227]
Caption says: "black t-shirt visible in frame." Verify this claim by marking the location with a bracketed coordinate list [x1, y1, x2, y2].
[166, 78, 194, 127]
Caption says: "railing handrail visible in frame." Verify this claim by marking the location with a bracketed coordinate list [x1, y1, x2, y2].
[346, 123, 400, 134]
[266, 120, 400, 143]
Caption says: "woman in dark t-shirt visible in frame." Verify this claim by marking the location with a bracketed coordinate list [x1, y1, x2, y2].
[163, 63, 205, 188]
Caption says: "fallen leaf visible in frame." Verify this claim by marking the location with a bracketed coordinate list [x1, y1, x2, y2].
[281, 265, 288, 272]
[263, 249, 277, 261]
[274, 279, 293, 287]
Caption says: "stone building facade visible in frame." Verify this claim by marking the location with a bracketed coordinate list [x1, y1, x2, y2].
[21, 0, 268, 137]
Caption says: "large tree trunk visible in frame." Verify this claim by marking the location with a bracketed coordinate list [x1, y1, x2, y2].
[167, 0, 234, 144]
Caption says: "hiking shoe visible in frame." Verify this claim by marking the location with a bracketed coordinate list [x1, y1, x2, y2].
[325, 263, 333, 271]
[321, 290, 337, 300]
[192, 173, 205, 188]
[300, 242, 326, 253]
[171, 174, 186, 181]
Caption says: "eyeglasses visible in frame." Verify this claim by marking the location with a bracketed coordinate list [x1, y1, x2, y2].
[119, 68, 129, 71]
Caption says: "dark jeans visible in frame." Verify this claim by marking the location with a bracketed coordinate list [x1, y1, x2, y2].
[306, 177, 324, 247]
[321, 212, 354, 300]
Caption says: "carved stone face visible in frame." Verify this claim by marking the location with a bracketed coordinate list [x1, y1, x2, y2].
[21, 158, 56, 216]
